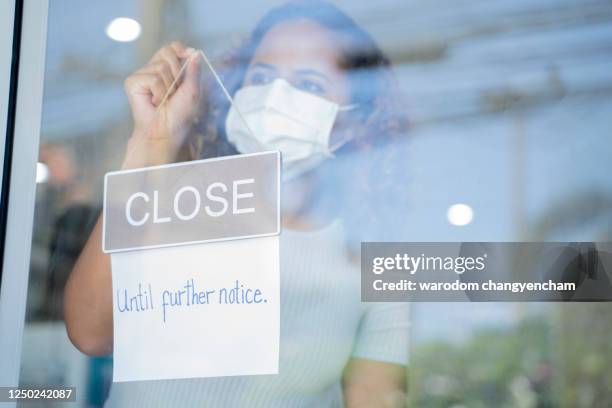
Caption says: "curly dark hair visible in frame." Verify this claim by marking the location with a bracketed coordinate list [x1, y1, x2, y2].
[190, 0, 410, 246]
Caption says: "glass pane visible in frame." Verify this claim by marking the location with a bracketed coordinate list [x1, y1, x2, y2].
[18, 0, 612, 407]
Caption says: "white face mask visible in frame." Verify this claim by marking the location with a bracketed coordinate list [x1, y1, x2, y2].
[225, 78, 355, 180]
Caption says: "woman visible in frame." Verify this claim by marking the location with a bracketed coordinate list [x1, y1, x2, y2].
[65, 1, 410, 406]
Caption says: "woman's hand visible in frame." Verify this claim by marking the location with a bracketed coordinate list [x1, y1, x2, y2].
[122, 42, 200, 169]
[343, 358, 406, 407]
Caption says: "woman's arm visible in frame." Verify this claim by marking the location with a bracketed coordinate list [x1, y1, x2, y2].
[342, 358, 407, 408]
[63, 42, 199, 355]
[64, 217, 113, 355]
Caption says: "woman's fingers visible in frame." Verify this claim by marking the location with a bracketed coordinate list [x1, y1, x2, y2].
[124, 42, 199, 111]
[150, 42, 191, 77]
[181, 53, 201, 99]
[155, 46, 183, 78]
[142, 61, 175, 94]
[146, 42, 198, 102]
[170, 41, 196, 60]
[125, 72, 168, 106]
[147, 73, 168, 106]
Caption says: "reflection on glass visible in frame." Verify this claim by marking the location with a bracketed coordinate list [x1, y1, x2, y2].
[20, 0, 612, 407]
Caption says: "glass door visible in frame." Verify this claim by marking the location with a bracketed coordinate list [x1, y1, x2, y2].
[2, 1, 612, 407]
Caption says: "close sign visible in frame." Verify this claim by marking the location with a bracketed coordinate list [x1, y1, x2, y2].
[103, 151, 281, 382]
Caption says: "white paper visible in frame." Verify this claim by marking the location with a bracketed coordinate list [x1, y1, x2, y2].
[110, 236, 279, 382]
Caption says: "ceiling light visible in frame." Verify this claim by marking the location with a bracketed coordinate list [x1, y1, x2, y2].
[447, 203, 473, 226]
[106, 17, 141, 42]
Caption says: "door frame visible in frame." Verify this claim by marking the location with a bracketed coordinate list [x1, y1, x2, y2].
[0, 0, 49, 393]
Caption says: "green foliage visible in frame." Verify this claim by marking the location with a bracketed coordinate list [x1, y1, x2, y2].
[409, 316, 556, 408]
[557, 304, 612, 408]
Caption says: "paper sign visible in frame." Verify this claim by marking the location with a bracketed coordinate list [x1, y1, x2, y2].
[104, 152, 280, 382]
